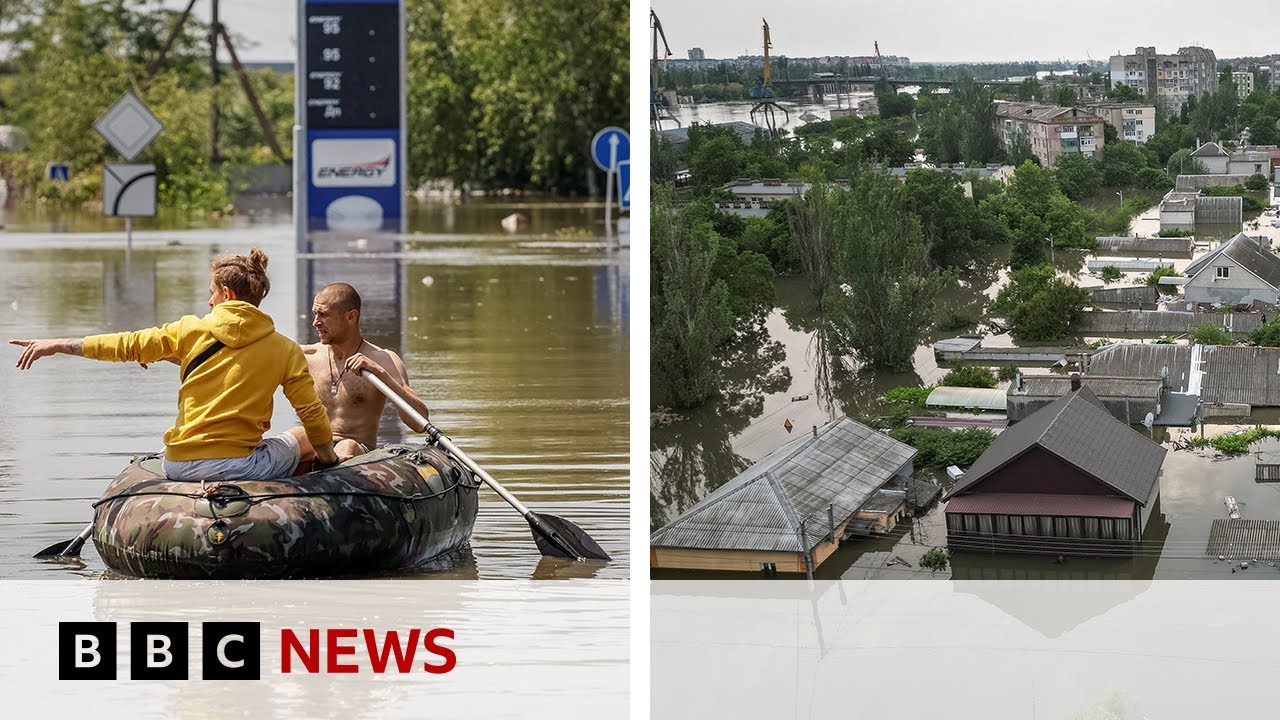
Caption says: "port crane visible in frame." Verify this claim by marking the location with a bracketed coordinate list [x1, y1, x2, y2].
[748, 18, 789, 134]
[650, 10, 680, 132]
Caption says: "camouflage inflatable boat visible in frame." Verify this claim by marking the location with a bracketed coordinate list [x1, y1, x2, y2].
[91, 444, 480, 579]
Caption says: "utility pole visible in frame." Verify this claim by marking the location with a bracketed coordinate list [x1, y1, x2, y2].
[210, 0, 221, 163]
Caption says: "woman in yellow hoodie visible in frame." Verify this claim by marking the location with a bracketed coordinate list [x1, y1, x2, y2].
[10, 248, 338, 480]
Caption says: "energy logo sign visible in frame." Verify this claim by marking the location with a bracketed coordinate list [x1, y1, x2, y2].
[311, 138, 396, 187]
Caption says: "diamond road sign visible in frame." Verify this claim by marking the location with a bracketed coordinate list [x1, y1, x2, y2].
[93, 91, 164, 161]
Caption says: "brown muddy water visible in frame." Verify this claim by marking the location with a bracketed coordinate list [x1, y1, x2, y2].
[0, 199, 629, 579]
[652, 231, 1280, 580]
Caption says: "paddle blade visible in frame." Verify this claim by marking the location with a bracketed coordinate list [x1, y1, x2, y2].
[34, 523, 93, 558]
[34, 535, 87, 559]
[528, 513, 611, 562]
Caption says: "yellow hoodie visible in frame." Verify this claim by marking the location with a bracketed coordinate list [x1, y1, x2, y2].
[83, 301, 332, 461]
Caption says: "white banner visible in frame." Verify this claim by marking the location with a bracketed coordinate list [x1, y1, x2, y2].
[1, 580, 627, 719]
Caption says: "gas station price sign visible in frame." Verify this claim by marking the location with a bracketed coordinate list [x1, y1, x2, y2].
[304, 3, 400, 129]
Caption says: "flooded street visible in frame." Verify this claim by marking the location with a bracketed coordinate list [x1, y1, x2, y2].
[0, 199, 629, 580]
[652, 229, 1280, 580]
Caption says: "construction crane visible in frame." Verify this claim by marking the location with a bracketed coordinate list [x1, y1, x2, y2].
[649, 10, 680, 132]
[875, 40, 885, 77]
[748, 18, 788, 134]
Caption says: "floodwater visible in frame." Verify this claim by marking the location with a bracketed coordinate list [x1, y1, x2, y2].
[670, 97, 874, 134]
[0, 198, 629, 580]
[651, 228, 1280, 580]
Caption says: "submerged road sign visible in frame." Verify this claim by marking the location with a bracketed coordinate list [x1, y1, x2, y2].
[591, 127, 629, 172]
[103, 164, 156, 217]
[618, 160, 630, 211]
[94, 92, 164, 161]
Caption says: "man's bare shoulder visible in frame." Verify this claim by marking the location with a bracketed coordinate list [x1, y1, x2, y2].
[361, 341, 399, 364]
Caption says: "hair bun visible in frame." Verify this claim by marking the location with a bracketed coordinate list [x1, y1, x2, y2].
[249, 247, 268, 271]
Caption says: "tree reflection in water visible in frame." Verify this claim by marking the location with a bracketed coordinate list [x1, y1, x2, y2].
[650, 323, 790, 532]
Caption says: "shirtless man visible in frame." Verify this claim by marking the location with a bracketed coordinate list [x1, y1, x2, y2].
[288, 283, 430, 462]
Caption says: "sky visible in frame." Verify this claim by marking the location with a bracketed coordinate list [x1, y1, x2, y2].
[163, 0, 296, 62]
[649, 0, 1280, 63]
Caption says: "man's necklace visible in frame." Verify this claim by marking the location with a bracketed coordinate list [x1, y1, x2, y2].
[329, 341, 365, 396]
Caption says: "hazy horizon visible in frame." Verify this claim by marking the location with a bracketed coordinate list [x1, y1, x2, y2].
[651, 0, 1279, 64]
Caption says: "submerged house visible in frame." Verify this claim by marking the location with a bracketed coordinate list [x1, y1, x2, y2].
[945, 380, 1166, 556]
[1006, 374, 1163, 425]
[650, 418, 916, 576]
[1182, 232, 1280, 307]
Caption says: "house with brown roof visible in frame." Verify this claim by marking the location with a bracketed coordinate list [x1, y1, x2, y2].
[945, 380, 1166, 556]
[1182, 232, 1280, 307]
[650, 417, 917, 577]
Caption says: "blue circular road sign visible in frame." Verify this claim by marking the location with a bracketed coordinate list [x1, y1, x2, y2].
[591, 127, 630, 172]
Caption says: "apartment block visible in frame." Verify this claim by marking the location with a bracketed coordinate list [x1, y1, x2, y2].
[994, 101, 1107, 166]
[1085, 102, 1157, 144]
[1109, 46, 1218, 111]
[1232, 70, 1254, 99]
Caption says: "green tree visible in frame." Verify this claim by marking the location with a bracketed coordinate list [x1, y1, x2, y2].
[1099, 140, 1149, 187]
[827, 170, 946, 371]
[1136, 167, 1173, 191]
[652, 134, 679, 185]
[689, 133, 747, 193]
[902, 169, 982, 267]
[1250, 317, 1280, 347]
[1247, 173, 1269, 191]
[1006, 128, 1037, 167]
[1054, 153, 1103, 199]
[942, 364, 998, 388]
[1167, 148, 1209, 177]
[1100, 266, 1123, 283]
[919, 547, 950, 572]
[1106, 83, 1144, 102]
[651, 187, 736, 409]
[992, 264, 1090, 341]
[1192, 323, 1232, 345]
[786, 182, 838, 301]
[1051, 84, 1078, 106]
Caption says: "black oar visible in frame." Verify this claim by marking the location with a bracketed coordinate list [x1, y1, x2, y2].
[35, 522, 94, 558]
[362, 370, 610, 562]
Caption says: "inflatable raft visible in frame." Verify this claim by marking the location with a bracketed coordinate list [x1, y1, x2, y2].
[91, 444, 480, 579]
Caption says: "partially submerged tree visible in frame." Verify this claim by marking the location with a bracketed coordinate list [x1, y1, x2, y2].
[827, 170, 946, 371]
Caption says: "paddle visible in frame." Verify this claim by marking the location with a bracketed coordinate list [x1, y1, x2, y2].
[35, 522, 94, 558]
[361, 370, 610, 562]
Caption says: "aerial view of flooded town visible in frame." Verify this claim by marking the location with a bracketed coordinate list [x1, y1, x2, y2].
[648, 5, 1280, 581]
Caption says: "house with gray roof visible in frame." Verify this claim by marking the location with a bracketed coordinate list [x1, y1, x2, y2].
[650, 417, 916, 577]
[945, 380, 1166, 556]
[1183, 233, 1280, 307]
[1190, 141, 1230, 173]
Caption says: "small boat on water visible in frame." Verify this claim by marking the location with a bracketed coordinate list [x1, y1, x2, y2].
[92, 443, 480, 579]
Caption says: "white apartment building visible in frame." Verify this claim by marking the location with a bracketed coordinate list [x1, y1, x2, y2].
[1086, 102, 1157, 144]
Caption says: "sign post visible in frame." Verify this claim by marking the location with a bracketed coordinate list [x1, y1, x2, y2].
[591, 127, 630, 232]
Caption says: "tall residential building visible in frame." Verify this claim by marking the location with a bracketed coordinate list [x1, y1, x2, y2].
[1085, 102, 1157, 144]
[1232, 70, 1254, 99]
[1109, 46, 1218, 111]
[994, 101, 1107, 166]
[687, 47, 705, 60]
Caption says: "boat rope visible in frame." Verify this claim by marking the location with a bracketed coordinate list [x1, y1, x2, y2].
[91, 481, 469, 510]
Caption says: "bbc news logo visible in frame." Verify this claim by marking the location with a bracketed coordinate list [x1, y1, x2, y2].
[58, 622, 456, 680]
